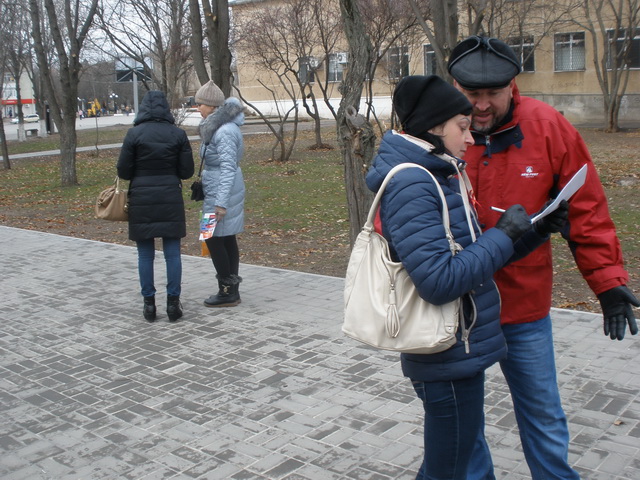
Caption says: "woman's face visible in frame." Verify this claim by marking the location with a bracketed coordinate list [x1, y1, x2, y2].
[430, 114, 474, 158]
[197, 103, 216, 118]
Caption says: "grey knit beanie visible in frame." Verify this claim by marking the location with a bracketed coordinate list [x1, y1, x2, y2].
[195, 80, 225, 107]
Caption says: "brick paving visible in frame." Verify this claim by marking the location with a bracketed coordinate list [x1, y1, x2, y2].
[1, 225, 638, 479]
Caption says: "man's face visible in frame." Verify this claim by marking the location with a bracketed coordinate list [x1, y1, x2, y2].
[453, 80, 514, 134]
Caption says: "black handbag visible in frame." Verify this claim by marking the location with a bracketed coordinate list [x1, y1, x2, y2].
[190, 180, 204, 201]
[190, 158, 205, 201]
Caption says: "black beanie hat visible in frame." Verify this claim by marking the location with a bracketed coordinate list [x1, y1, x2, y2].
[448, 36, 521, 89]
[393, 75, 472, 138]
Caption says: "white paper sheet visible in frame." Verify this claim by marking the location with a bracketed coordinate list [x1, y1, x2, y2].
[531, 164, 588, 223]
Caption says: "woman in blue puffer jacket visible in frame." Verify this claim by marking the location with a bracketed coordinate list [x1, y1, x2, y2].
[366, 76, 534, 479]
[194, 80, 246, 307]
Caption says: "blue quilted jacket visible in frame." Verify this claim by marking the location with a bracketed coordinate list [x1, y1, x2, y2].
[366, 130, 512, 382]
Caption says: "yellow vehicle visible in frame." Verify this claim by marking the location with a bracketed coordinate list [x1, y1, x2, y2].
[87, 98, 102, 117]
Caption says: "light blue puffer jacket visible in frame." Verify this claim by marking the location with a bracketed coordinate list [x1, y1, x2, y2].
[200, 97, 245, 237]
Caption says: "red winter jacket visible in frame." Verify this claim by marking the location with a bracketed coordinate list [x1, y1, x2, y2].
[463, 84, 628, 325]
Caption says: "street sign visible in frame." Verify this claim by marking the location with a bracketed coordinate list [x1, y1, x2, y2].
[115, 58, 152, 83]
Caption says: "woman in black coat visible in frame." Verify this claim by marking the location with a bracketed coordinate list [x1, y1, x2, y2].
[117, 91, 194, 322]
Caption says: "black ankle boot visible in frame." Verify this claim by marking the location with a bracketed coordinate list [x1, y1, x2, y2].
[166, 295, 183, 322]
[143, 296, 156, 322]
[204, 275, 241, 307]
[230, 274, 242, 304]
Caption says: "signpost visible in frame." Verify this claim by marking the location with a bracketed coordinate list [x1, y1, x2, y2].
[115, 58, 152, 115]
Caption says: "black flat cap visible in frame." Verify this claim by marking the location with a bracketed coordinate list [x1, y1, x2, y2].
[448, 36, 521, 89]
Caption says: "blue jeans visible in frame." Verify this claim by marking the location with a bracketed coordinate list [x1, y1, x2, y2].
[467, 315, 580, 479]
[136, 237, 182, 298]
[412, 373, 485, 479]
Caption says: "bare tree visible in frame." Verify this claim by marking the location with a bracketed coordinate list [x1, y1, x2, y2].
[406, 0, 458, 78]
[234, 0, 341, 149]
[234, 81, 300, 163]
[28, 0, 99, 186]
[95, 0, 193, 108]
[233, 1, 306, 162]
[188, 0, 233, 96]
[2, 0, 33, 143]
[361, 0, 421, 132]
[338, 0, 377, 245]
[0, 0, 10, 169]
[233, 3, 302, 163]
[573, 0, 639, 132]
[407, 0, 578, 81]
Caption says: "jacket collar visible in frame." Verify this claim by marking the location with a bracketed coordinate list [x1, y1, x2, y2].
[393, 131, 467, 175]
[198, 98, 244, 144]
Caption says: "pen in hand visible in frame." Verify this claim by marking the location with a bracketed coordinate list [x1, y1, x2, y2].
[491, 206, 506, 213]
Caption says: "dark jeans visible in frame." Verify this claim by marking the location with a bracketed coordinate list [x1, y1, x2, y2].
[411, 372, 485, 479]
[136, 237, 181, 297]
[467, 315, 580, 480]
[205, 234, 239, 278]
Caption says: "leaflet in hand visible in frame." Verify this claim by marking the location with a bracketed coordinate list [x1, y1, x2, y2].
[199, 212, 217, 241]
[531, 164, 588, 223]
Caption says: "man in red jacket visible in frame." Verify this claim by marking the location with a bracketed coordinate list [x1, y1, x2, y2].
[448, 35, 639, 479]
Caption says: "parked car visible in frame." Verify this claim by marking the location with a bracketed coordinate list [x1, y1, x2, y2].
[11, 114, 40, 124]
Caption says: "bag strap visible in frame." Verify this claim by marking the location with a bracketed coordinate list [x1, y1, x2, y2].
[365, 163, 458, 254]
[114, 176, 124, 193]
[196, 157, 204, 179]
[449, 162, 477, 243]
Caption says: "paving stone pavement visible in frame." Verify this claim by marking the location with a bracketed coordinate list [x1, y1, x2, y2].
[1, 225, 639, 480]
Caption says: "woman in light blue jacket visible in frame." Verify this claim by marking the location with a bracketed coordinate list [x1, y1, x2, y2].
[195, 81, 246, 307]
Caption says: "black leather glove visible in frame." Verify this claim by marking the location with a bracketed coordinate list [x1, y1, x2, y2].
[534, 199, 569, 236]
[495, 205, 532, 242]
[597, 286, 640, 340]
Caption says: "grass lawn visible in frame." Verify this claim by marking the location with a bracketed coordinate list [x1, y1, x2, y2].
[1, 123, 639, 313]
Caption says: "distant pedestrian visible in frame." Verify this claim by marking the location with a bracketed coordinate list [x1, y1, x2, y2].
[117, 91, 194, 322]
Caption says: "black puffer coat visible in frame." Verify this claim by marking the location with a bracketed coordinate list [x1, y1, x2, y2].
[117, 91, 194, 241]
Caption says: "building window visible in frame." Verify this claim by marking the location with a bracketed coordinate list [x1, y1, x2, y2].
[508, 35, 535, 72]
[423, 44, 437, 75]
[554, 32, 585, 71]
[607, 28, 640, 69]
[388, 45, 409, 80]
[299, 57, 316, 85]
[328, 53, 347, 83]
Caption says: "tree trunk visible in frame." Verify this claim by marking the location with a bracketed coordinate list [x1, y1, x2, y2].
[29, 0, 97, 187]
[339, 108, 376, 244]
[210, 0, 233, 96]
[606, 94, 621, 133]
[301, 92, 324, 147]
[0, 119, 11, 170]
[58, 115, 79, 185]
[188, 0, 210, 86]
[338, 0, 376, 246]
[408, 0, 458, 79]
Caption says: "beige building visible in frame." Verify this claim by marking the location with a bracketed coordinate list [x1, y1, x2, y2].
[230, 0, 639, 126]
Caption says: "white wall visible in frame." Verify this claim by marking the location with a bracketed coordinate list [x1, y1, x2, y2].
[244, 96, 393, 120]
[242, 93, 640, 127]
